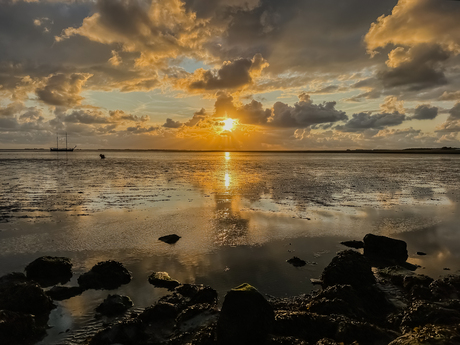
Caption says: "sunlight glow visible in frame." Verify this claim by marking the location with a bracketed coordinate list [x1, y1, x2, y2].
[225, 173, 231, 187]
[225, 152, 230, 160]
[222, 118, 235, 131]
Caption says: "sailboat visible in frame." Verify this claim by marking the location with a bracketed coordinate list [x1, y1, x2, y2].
[50, 133, 76, 152]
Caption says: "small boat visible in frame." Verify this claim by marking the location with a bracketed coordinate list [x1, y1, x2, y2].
[50, 133, 76, 152]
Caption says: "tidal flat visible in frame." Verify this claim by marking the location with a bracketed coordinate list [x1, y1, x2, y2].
[1, 151, 460, 344]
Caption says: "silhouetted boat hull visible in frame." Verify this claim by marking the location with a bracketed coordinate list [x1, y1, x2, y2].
[50, 133, 76, 152]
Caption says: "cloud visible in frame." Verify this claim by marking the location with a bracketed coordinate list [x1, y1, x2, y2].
[268, 93, 348, 128]
[411, 104, 438, 120]
[376, 44, 450, 90]
[0, 102, 25, 117]
[336, 111, 406, 132]
[177, 54, 268, 91]
[235, 99, 271, 125]
[57, 0, 214, 67]
[365, 0, 460, 56]
[163, 118, 182, 128]
[35, 73, 92, 106]
[439, 90, 460, 101]
[380, 95, 405, 114]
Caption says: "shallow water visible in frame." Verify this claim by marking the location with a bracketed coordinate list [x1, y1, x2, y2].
[1, 150, 460, 344]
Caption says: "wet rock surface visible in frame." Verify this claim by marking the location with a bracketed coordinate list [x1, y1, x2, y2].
[287, 256, 307, 267]
[217, 283, 275, 345]
[0, 309, 47, 345]
[46, 285, 83, 300]
[95, 294, 134, 316]
[148, 271, 181, 290]
[321, 249, 375, 289]
[364, 234, 408, 265]
[159, 234, 181, 244]
[78, 260, 132, 290]
[24, 256, 72, 287]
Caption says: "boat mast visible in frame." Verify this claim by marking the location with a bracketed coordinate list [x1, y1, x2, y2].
[66, 132, 68, 150]
[57, 134, 59, 150]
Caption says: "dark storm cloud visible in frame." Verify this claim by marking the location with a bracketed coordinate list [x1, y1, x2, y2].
[63, 110, 109, 124]
[268, 94, 348, 128]
[0, 102, 25, 117]
[336, 112, 406, 132]
[189, 58, 252, 90]
[377, 44, 450, 91]
[411, 105, 438, 121]
[35, 73, 91, 106]
[163, 118, 183, 128]
[236, 99, 271, 125]
[208, 0, 397, 74]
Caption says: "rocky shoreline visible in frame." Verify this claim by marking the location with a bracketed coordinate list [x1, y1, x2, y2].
[1, 234, 460, 345]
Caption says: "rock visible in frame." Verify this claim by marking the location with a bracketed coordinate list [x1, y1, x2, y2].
[148, 272, 180, 290]
[89, 319, 146, 345]
[217, 283, 275, 345]
[0, 309, 47, 345]
[46, 286, 83, 301]
[176, 303, 219, 333]
[139, 301, 179, 323]
[274, 311, 396, 344]
[402, 274, 434, 300]
[95, 294, 133, 316]
[310, 278, 322, 285]
[175, 284, 218, 305]
[267, 335, 309, 344]
[159, 234, 181, 244]
[416, 251, 427, 256]
[78, 260, 132, 290]
[287, 256, 306, 267]
[363, 234, 408, 265]
[388, 324, 460, 345]
[24, 256, 72, 287]
[430, 275, 460, 300]
[0, 273, 55, 316]
[400, 300, 460, 333]
[321, 250, 375, 290]
[340, 240, 364, 249]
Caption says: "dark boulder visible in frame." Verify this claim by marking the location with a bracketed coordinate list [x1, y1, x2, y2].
[0, 310, 47, 345]
[140, 301, 179, 324]
[46, 286, 83, 301]
[175, 284, 218, 305]
[321, 250, 375, 290]
[148, 272, 180, 290]
[340, 240, 364, 249]
[159, 234, 181, 244]
[78, 260, 132, 290]
[95, 294, 133, 316]
[0, 273, 55, 316]
[24, 256, 72, 287]
[89, 319, 146, 345]
[287, 256, 306, 267]
[217, 283, 275, 345]
[363, 234, 408, 265]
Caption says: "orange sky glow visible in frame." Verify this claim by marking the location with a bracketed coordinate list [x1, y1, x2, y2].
[1, 0, 460, 150]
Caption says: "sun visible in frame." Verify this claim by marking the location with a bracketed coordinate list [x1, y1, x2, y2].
[222, 118, 235, 131]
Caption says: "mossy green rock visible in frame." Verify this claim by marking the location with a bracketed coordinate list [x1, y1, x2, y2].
[217, 283, 274, 345]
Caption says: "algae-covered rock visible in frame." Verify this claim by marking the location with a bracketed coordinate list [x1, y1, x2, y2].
[287, 256, 306, 267]
[0, 310, 47, 345]
[217, 283, 274, 345]
[321, 250, 375, 289]
[0, 273, 55, 316]
[78, 260, 132, 290]
[388, 324, 460, 345]
[175, 284, 218, 305]
[95, 294, 133, 316]
[89, 319, 146, 345]
[25, 256, 72, 287]
[46, 286, 83, 301]
[148, 272, 181, 290]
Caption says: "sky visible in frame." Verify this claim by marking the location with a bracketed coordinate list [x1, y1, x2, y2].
[1, 0, 460, 150]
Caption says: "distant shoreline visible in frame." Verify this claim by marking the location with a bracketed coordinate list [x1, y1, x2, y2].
[2, 148, 460, 154]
